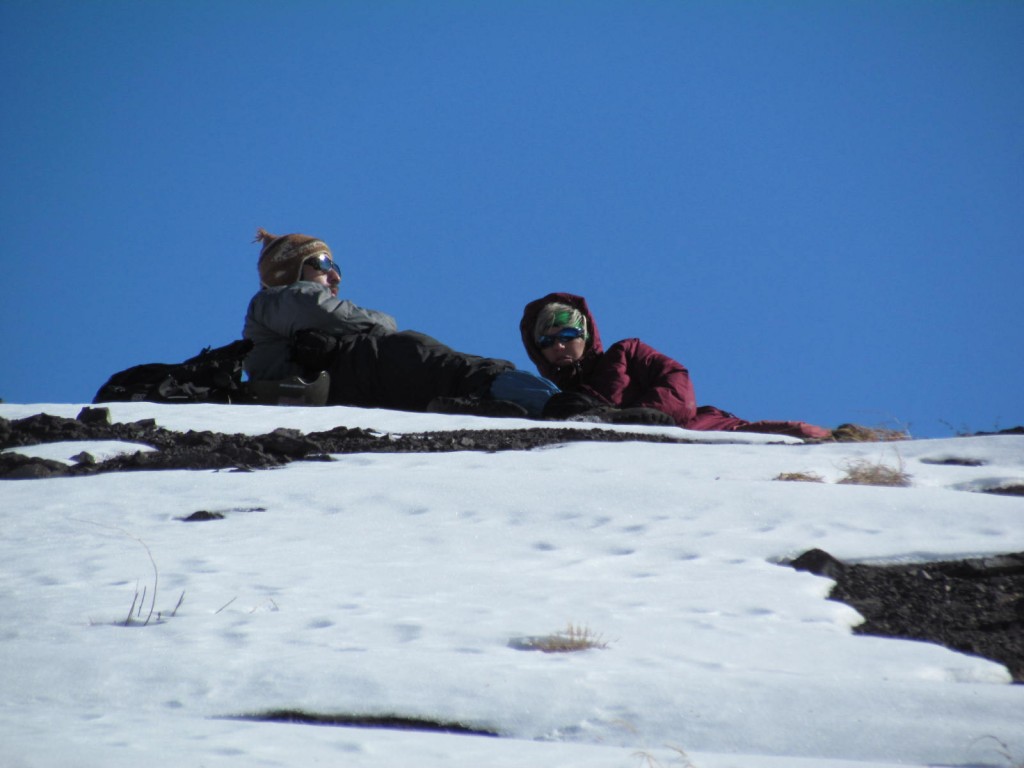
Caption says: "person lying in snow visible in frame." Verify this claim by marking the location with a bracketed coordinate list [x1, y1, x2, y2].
[519, 292, 833, 440]
[242, 228, 559, 417]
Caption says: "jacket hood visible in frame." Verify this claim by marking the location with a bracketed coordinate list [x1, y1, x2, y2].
[519, 292, 603, 380]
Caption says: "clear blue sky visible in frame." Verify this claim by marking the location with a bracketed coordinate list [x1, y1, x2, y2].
[2, 1, 1021, 437]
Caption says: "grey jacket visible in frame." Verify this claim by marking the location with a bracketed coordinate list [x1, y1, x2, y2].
[242, 281, 397, 381]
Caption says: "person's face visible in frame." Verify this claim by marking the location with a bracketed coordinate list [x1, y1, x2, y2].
[301, 254, 341, 297]
[538, 326, 586, 367]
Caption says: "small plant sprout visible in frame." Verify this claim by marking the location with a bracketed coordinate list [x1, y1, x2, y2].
[123, 588, 184, 627]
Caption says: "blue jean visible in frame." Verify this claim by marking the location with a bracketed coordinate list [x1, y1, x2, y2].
[488, 369, 560, 418]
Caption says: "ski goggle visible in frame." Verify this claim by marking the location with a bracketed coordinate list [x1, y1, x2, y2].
[305, 253, 341, 277]
[536, 327, 586, 349]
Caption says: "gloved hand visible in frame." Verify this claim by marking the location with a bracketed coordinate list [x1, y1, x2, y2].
[541, 391, 607, 420]
[290, 329, 339, 372]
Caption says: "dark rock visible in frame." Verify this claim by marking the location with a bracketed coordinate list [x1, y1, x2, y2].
[77, 407, 111, 425]
[178, 511, 225, 522]
[787, 548, 847, 579]
[0, 453, 69, 479]
[919, 456, 986, 467]
[261, 428, 318, 458]
[971, 426, 1024, 436]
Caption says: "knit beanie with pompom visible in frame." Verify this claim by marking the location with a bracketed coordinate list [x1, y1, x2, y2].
[254, 227, 333, 288]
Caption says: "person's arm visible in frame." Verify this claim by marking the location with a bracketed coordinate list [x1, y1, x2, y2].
[581, 339, 697, 426]
[322, 295, 398, 334]
[252, 283, 397, 339]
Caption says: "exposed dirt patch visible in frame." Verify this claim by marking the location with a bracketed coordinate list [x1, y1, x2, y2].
[0, 409, 691, 478]
[224, 710, 498, 737]
[177, 510, 226, 522]
[983, 484, 1024, 497]
[788, 549, 1024, 682]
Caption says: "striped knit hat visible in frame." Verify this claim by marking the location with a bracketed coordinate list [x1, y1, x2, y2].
[254, 228, 333, 288]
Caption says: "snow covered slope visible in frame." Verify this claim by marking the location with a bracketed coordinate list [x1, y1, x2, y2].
[2, 402, 1022, 768]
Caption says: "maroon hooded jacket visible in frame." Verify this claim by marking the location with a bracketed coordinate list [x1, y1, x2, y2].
[520, 292, 831, 439]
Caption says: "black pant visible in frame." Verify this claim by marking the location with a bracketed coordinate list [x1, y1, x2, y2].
[295, 329, 514, 411]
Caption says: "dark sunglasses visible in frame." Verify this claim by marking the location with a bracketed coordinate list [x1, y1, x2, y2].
[305, 254, 341, 276]
[537, 327, 586, 349]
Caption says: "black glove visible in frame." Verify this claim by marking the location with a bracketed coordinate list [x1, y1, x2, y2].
[541, 391, 606, 420]
[290, 329, 339, 373]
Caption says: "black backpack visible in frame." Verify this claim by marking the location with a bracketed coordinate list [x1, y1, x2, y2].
[93, 339, 254, 404]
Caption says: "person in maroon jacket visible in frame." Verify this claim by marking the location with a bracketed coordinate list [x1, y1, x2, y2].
[521, 292, 832, 440]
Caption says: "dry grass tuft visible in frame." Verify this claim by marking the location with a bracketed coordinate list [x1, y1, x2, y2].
[511, 623, 609, 653]
[832, 423, 910, 443]
[774, 471, 825, 483]
[837, 458, 911, 487]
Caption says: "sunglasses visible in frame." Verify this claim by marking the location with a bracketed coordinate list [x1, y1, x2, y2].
[537, 327, 586, 349]
[305, 254, 341, 276]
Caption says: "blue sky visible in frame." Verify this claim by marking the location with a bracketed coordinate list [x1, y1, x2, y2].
[2, 1, 1021, 437]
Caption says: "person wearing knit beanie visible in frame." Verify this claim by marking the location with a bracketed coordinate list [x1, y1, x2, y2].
[255, 228, 336, 290]
[242, 228, 561, 418]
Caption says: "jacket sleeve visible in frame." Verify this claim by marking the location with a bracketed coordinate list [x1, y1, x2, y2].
[580, 340, 697, 426]
[250, 282, 398, 339]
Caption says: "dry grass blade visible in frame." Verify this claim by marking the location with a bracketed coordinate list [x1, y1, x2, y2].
[124, 588, 140, 627]
[215, 596, 237, 614]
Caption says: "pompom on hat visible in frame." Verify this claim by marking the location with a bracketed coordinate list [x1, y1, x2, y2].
[254, 227, 333, 288]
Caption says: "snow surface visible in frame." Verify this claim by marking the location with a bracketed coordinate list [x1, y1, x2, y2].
[1, 402, 1023, 768]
